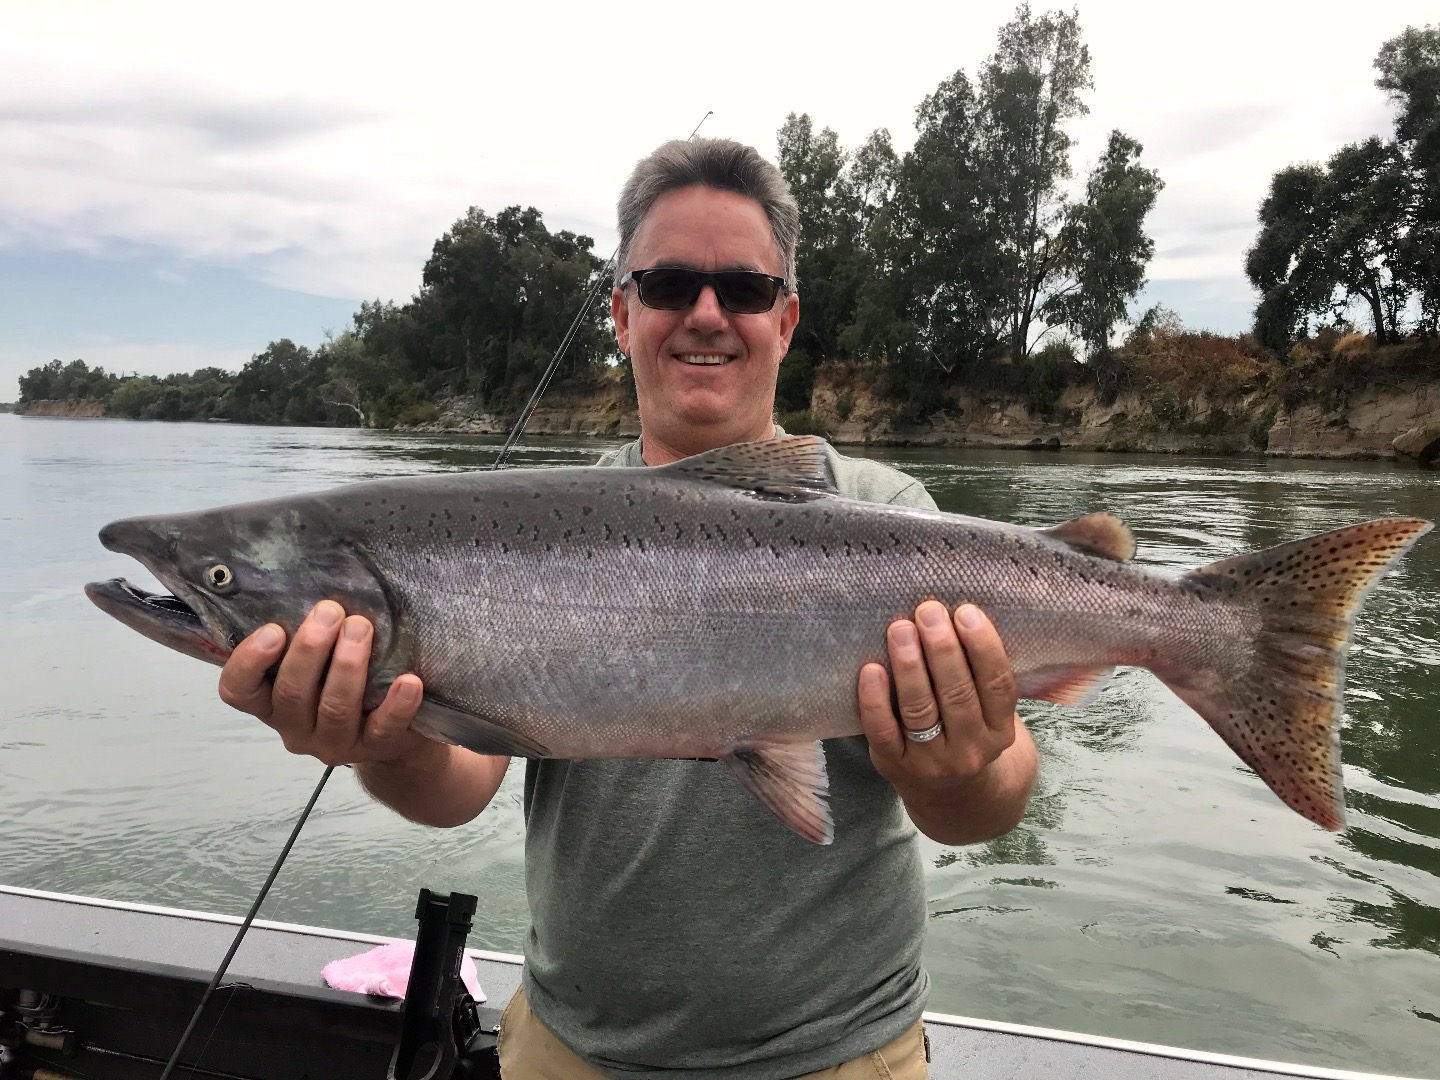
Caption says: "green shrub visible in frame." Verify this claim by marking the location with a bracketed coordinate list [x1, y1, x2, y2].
[777, 409, 830, 437]
[775, 348, 816, 413]
[1019, 341, 1081, 418]
[396, 402, 440, 427]
[1249, 403, 1279, 450]
[1149, 390, 1188, 427]
[835, 392, 856, 421]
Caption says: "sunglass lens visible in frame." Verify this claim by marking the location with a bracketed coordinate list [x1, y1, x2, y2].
[715, 272, 778, 314]
[637, 269, 700, 310]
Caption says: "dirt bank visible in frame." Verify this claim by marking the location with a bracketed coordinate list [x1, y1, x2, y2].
[413, 371, 1438, 463]
[806, 376, 1439, 462]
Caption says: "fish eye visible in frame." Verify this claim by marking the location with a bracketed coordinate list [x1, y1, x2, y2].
[205, 564, 236, 592]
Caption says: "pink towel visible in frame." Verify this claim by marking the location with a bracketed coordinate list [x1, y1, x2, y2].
[322, 941, 484, 1002]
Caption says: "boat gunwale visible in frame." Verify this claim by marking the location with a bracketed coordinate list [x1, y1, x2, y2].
[0, 883, 1423, 1080]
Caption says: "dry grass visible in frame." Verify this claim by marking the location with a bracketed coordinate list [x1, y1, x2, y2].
[1120, 325, 1272, 401]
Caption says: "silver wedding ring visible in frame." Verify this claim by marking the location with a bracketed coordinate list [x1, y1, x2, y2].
[904, 721, 944, 743]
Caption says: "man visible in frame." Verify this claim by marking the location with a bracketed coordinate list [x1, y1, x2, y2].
[217, 138, 1037, 1079]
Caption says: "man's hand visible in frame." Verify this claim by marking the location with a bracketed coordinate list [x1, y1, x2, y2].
[858, 601, 1037, 845]
[217, 600, 434, 769]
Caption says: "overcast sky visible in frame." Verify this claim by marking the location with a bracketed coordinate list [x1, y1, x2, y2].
[1, 0, 1429, 399]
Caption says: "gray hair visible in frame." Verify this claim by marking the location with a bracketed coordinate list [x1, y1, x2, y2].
[614, 137, 800, 290]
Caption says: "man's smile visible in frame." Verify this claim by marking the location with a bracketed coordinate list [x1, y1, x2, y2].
[675, 353, 735, 366]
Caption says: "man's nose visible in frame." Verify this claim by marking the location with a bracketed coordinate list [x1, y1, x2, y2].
[684, 284, 728, 330]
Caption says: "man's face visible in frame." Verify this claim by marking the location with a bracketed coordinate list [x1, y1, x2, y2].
[612, 185, 799, 458]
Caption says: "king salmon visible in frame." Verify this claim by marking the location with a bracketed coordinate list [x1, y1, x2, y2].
[85, 436, 1431, 843]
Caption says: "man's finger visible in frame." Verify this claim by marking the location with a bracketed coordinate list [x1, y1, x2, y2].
[312, 615, 374, 758]
[915, 600, 979, 729]
[269, 601, 345, 739]
[857, 663, 904, 762]
[217, 624, 287, 720]
[888, 619, 941, 736]
[954, 605, 1017, 732]
[361, 676, 426, 757]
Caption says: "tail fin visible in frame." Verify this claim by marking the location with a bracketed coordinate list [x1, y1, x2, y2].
[1165, 517, 1431, 831]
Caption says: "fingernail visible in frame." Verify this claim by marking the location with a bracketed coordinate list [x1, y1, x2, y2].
[918, 603, 947, 629]
[396, 679, 420, 706]
[958, 604, 983, 630]
[893, 622, 917, 647]
[311, 602, 342, 627]
[862, 666, 886, 692]
[342, 617, 368, 642]
[255, 624, 284, 649]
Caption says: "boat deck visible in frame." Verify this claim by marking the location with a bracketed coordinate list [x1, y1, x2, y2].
[0, 885, 1417, 1080]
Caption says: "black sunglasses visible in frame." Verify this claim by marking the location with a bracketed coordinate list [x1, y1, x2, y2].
[619, 267, 789, 314]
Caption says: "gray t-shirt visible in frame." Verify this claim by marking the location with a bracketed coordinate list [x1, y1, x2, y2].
[521, 431, 938, 1080]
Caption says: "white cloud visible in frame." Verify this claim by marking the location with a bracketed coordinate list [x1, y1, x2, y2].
[0, 0, 1433, 321]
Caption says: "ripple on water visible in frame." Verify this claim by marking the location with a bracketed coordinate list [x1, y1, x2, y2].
[3, 420, 1439, 1077]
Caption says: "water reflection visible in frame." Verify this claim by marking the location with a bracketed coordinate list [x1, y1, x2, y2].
[2, 418, 1438, 1075]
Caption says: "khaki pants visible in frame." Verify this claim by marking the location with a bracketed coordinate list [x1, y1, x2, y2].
[497, 986, 929, 1080]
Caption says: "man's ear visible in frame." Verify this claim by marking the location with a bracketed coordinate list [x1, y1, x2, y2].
[778, 289, 799, 353]
[611, 287, 630, 356]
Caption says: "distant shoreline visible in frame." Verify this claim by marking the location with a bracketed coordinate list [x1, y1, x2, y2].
[14, 390, 1439, 466]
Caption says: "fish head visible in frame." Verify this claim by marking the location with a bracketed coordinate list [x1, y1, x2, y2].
[87, 499, 408, 694]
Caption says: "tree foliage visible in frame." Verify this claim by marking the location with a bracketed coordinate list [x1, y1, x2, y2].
[18, 206, 611, 424]
[778, 5, 1160, 415]
[1247, 24, 1440, 348]
[979, 4, 1092, 362]
[18, 8, 1167, 425]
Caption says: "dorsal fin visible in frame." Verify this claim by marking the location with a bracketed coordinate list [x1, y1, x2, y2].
[662, 436, 837, 501]
[1040, 513, 1136, 561]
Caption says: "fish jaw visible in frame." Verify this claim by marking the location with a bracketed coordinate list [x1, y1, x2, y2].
[84, 578, 233, 666]
[90, 500, 413, 700]
[95, 514, 243, 659]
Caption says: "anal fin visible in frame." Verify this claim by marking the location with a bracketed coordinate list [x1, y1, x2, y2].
[1017, 665, 1114, 706]
[411, 695, 550, 758]
[723, 741, 833, 845]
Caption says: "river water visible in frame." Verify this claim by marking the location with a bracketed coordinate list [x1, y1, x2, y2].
[1, 413, 1437, 1076]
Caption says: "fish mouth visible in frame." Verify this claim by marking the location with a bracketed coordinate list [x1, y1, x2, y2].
[85, 577, 234, 666]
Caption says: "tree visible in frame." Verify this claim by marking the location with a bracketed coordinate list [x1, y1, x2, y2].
[229, 340, 318, 423]
[777, 113, 859, 368]
[1325, 137, 1410, 343]
[417, 205, 609, 405]
[1248, 25, 1440, 345]
[978, 3, 1093, 360]
[853, 69, 1003, 410]
[1376, 24, 1440, 334]
[1247, 140, 1410, 348]
[1049, 131, 1164, 360]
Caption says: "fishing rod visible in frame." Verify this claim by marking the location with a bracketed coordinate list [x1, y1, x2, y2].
[157, 110, 716, 1077]
[157, 767, 334, 1080]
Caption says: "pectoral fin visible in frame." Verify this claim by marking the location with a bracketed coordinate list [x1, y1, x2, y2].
[411, 695, 550, 758]
[1017, 665, 1114, 706]
[723, 741, 833, 845]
